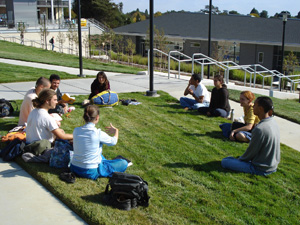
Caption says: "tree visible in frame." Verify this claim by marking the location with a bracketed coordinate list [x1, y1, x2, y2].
[56, 32, 65, 53]
[219, 10, 229, 15]
[250, 8, 259, 15]
[145, 9, 149, 18]
[154, 11, 162, 17]
[297, 11, 300, 19]
[17, 22, 26, 45]
[283, 51, 299, 74]
[72, 0, 125, 28]
[39, 19, 49, 50]
[229, 10, 239, 15]
[200, 5, 220, 14]
[250, 8, 259, 17]
[260, 10, 268, 18]
[126, 38, 136, 65]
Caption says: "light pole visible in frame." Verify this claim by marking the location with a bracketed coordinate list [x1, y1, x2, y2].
[77, 0, 85, 77]
[280, 13, 288, 91]
[233, 42, 236, 62]
[207, 0, 212, 79]
[146, 0, 157, 96]
[43, 13, 47, 50]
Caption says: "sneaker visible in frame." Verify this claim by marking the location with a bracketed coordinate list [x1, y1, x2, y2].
[113, 155, 133, 167]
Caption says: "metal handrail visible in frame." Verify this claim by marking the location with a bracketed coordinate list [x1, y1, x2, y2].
[147, 49, 300, 93]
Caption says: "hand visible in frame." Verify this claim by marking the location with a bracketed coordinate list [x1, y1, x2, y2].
[188, 88, 194, 95]
[105, 123, 118, 136]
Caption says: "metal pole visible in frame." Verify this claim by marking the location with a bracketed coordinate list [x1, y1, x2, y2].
[146, 0, 157, 96]
[207, 0, 212, 79]
[280, 19, 286, 91]
[233, 42, 236, 62]
[44, 14, 47, 50]
[77, 0, 85, 77]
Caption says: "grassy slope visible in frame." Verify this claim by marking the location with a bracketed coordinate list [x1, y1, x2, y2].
[2, 92, 300, 225]
[0, 40, 142, 80]
[0, 62, 95, 83]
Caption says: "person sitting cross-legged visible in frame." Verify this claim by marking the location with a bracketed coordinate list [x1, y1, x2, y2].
[198, 74, 230, 118]
[221, 97, 280, 176]
[179, 73, 210, 110]
[70, 105, 129, 180]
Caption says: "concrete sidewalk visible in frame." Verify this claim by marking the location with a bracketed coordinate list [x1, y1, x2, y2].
[0, 58, 299, 224]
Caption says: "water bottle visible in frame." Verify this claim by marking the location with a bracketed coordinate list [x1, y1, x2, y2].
[230, 109, 234, 122]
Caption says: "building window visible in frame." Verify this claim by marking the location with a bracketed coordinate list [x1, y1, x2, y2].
[258, 52, 264, 63]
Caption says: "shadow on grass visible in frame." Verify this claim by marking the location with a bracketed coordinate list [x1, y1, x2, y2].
[163, 160, 225, 173]
[184, 131, 225, 139]
[81, 192, 108, 206]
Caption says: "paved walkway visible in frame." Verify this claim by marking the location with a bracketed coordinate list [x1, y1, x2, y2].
[0, 58, 299, 224]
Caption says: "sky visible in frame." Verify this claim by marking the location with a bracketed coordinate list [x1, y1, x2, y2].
[112, 0, 300, 17]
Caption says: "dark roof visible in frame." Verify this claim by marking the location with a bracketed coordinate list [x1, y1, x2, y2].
[114, 12, 300, 46]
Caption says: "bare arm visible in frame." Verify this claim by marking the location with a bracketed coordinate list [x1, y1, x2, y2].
[229, 123, 254, 140]
[52, 128, 73, 140]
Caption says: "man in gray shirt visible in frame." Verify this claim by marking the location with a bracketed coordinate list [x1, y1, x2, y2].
[221, 96, 280, 175]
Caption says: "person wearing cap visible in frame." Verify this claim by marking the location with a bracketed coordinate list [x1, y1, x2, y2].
[221, 96, 280, 176]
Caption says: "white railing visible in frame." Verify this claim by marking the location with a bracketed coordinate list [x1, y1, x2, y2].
[147, 49, 300, 93]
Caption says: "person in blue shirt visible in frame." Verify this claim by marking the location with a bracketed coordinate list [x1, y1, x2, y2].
[70, 105, 129, 180]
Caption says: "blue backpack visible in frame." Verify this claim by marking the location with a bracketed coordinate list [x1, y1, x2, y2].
[49, 139, 73, 168]
[0, 139, 25, 161]
[91, 90, 119, 107]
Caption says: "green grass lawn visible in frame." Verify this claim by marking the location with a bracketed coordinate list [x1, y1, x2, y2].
[0, 62, 96, 83]
[0, 40, 142, 78]
[1, 91, 300, 224]
[207, 86, 300, 125]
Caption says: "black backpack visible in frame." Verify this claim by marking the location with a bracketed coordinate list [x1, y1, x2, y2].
[0, 99, 16, 117]
[104, 172, 150, 210]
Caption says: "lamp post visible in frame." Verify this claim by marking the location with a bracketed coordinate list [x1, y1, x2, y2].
[280, 13, 288, 91]
[43, 13, 47, 50]
[207, 0, 212, 79]
[233, 42, 236, 62]
[77, 0, 85, 77]
[146, 0, 157, 96]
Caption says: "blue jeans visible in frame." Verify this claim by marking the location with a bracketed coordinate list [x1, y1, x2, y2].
[180, 97, 209, 110]
[70, 155, 128, 180]
[221, 157, 276, 176]
[198, 107, 229, 118]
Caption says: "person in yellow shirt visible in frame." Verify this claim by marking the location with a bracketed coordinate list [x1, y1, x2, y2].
[229, 91, 260, 142]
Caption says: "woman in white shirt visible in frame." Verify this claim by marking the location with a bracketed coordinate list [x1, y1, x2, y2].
[70, 105, 128, 180]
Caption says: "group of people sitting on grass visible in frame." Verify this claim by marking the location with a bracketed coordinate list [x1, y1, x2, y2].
[180, 73, 280, 176]
[16, 72, 129, 180]
[11, 71, 280, 179]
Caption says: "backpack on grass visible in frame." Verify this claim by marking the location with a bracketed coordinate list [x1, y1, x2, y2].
[0, 139, 25, 161]
[91, 90, 119, 107]
[0, 99, 16, 117]
[104, 172, 150, 210]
